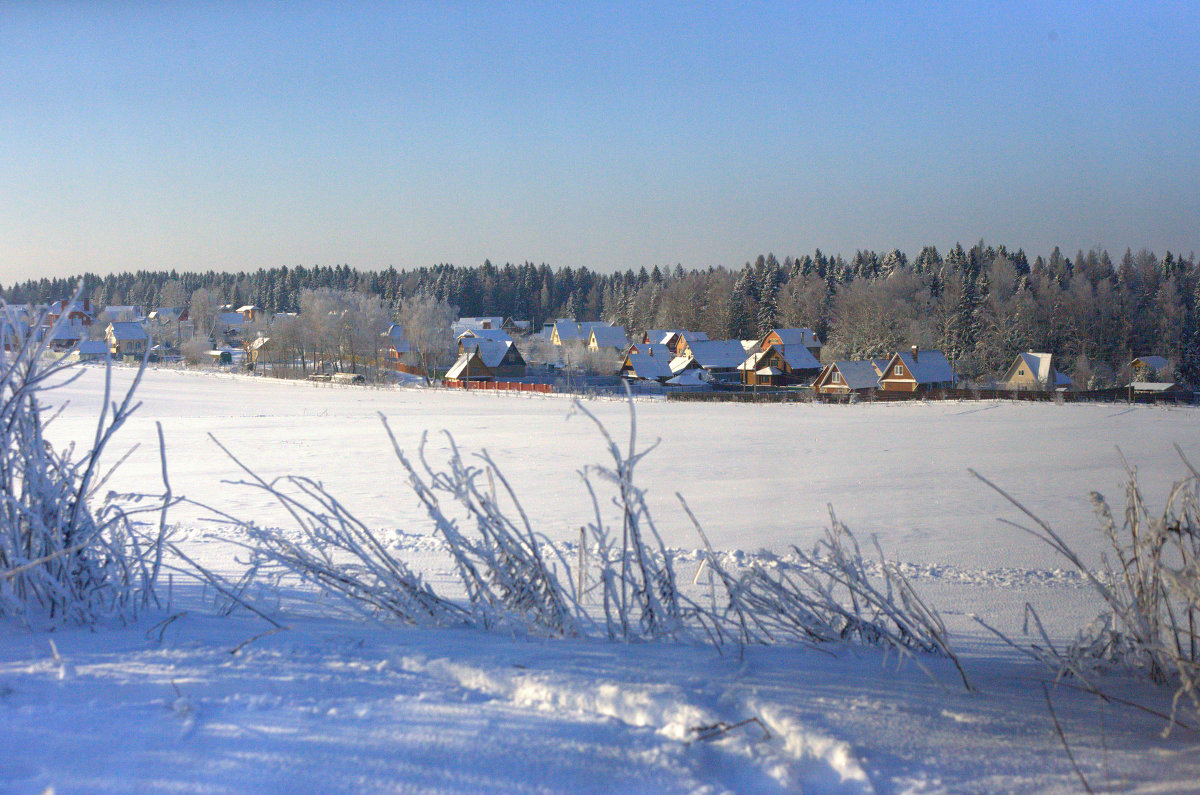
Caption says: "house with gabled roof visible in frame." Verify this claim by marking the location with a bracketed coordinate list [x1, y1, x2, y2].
[458, 327, 513, 344]
[877, 346, 956, 392]
[76, 340, 109, 362]
[105, 322, 149, 357]
[1001, 352, 1071, 391]
[813, 359, 886, 395]
[738, 344, 823, 387]
[618, 351, 674, 382]
[1131, 355, 1172, 382]
[550, 320, 616, 346]
[626, 342, 672, 358]
[444, 348, 493, 382]
[673, 339, 748, 378]
[760, 328, 822, 361]
[457, 339, 526, 378]
[588, 325, 629, 352]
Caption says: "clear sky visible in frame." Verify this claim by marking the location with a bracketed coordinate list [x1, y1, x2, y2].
[1, 1, 1197, 282]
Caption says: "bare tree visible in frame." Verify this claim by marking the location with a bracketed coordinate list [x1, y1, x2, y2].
[398, 290, 457, 381]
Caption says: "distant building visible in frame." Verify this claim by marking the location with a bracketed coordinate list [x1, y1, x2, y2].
[877, 347, 956, 392]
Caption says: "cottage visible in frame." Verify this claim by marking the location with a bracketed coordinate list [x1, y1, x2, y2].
[457, 327, 513, 344]
[457, 339, 526, 378]
[550, 320, 616, 346]
[813, 359, 886, 395]
[453, 316, 506, 334]
[759, 328, 822, 361]
[236, 305, 270, 324]
[1131, 356, 1172, 381]
[618, 352, 674, 382]
[738, 344, 823, 386]
[1001, 352, 1071, 391]
[626, 342, 672, 358]
[877, 347, 956, 392]
[587, 326, 629, 352]
[444, 349, 493, 382]
[105, 322, 149, 357]
[672, 339, 748, 379]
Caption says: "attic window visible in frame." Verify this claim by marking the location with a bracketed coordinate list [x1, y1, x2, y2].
[1018, 368, 1025, 376]
[894, 365, 904, 376]
[832, 372, 842, 384]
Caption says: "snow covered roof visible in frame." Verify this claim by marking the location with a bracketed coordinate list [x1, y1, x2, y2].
[756, 366, 784, 376]
[218, 312, 244, 326]
[1134, 355, 1170, 371]
[890, 349, 955, 385]
[765, 328, 821, 349]
[629, 343, 672, 358]
[77, 340, 108, 355]
[107, 321, 147, 341]
[382, 323, 411, 352]
[666, 369, 710, 386]
[455, 316, 505, 331]
[589, 326, 629, 349]
[622, 353, 674, 381]
[553, 320, 614, 343]
[457, 327, 512, 343]
[681, 340, 748, 370]
[668, 355, 701, 375]
[460, 340, 518, 369]
[828, 360, 884, 390]
[775, 344, 821, 370]
[445, 350, 488, 380]
[1130, 381, 1179, 392]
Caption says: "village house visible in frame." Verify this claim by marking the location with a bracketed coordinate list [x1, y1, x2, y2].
[105, 322, 149, 357]
[738, 344, 823, 387]
[457, 326, 512, 344]
[618, 351, 674, 382]
[1130, 355, 1172, 381]
[759, 328, 822, 361]
[813, 359, 886, 395]
[625, 342, 672, 358]
[1001, 352, 1072, 391]
[672, 339, 748, 379]
[457, 339, 527, 378]
[236, 305, 270, 324]
[587, 325, 629, 352]
[877, 346, 956, 392]
[443, 348, 493, 382]
[549, 319, 617, 346]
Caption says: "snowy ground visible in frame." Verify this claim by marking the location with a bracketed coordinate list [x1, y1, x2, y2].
[5, 365, 1200, 793]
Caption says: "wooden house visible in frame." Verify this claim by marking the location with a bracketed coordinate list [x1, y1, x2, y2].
[877, 347, 956, 392]
[673, 339, 749, 378]
[236, 305, 269, 323]
[618, 351, 674, 382]
[105, 322, 149, 357]
[813, 359, 886, 395]
[1001, 352, 1071, 391]
[759, 328, 822, 361]
[457, 339, 526, 378]
[444, 348, 493, 382]
[76, 340, 109, 362]
[550, 320, 615, 346]
[1131, 355, 1172, 381]
[588, 325, 629, 352]
[738, 344, 823, 386]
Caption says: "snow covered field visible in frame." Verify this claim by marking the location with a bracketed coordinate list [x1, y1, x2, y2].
[4, 365, 1200, 793]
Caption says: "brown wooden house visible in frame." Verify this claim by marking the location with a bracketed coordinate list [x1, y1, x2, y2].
[813, 359, 885, 395]
[877, 347, 956, 392]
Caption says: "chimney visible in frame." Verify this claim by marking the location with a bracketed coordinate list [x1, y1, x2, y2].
[911, 345, 919, 362]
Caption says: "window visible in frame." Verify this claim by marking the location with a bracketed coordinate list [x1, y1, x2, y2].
[832, 372, 842, 384]
[1018, 368, 1024, 376]
[894, 365, 904, 376]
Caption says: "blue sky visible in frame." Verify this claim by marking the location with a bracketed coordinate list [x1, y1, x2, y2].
[1, 1, 1197, 282]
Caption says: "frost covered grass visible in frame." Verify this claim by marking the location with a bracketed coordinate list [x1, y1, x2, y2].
[211, 393, 966, 691]
[0, 300, 165, 625]
[974, 453, 1200, 733]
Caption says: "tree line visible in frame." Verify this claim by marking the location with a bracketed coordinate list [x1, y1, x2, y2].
[4, 242, 1198, 385]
